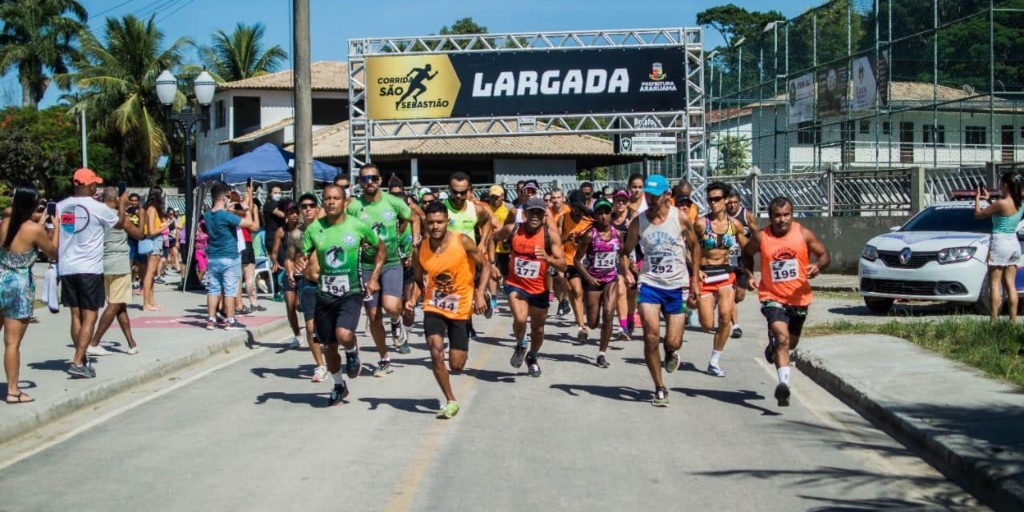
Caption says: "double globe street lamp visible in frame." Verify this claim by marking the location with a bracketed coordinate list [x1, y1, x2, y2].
[156, 69, 216, 290]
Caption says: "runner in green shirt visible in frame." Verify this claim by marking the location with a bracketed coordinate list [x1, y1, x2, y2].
[303, 184, 386, 407]
[347, 163, 419, 375]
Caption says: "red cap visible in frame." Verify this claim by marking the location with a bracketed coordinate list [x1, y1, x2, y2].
[73, 168, 103, 186]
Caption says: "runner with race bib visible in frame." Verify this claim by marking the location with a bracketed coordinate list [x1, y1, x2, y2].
[303, 185, 386, 407]
[620, 174, 701, 407]
[490, 197, 567, 378]
[726, 188, 758, 338]
[407, 201, 491, 419]
[573, 198, 622, 368]
[741, 196, 830, 407]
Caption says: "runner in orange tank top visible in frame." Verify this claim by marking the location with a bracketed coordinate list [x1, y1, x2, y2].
[741, 196, 830, 407]
[407, 201, 490, 419]
[559, 190, 594, 342]
[490, 197, 566, 378]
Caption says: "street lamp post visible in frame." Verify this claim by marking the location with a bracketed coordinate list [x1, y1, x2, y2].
[156, 69, 216, 290]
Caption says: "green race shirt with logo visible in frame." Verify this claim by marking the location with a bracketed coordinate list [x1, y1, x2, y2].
[346, 193, 412, 267]
[302, 216, 380, 298]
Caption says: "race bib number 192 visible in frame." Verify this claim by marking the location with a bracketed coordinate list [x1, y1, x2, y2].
[514, 257, 541, 278]
[770, 259, 799, 283]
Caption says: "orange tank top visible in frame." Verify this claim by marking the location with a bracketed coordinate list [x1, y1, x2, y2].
[561, 213, 593, 264]
[420, 233, 475, 320]
[507, 226, 548, 295]
[758, 222, 813, 306]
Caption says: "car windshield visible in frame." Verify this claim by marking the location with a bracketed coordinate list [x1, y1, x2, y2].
[900, 206, 992, 233]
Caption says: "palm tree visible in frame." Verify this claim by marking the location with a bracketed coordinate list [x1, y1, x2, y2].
[200, 22, 287, 83]
[58, 14, 191, 179]
[0, 0, 88, 107]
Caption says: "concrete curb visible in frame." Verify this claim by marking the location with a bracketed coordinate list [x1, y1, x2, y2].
[794, 348, 1024, 512]
[0, 317, 290, 447]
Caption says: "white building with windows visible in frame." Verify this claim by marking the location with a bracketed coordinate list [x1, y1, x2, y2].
[708, 82, 1024, 173]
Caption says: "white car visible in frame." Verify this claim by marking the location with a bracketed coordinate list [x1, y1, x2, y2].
[858, 200, 1024, 314]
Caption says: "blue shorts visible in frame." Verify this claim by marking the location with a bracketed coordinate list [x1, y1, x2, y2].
[638, 283, 688, 315]
[206, 257, 241, 296]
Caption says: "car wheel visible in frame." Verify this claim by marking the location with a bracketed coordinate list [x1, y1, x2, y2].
[863, 297, 894, 314]
[973, 278, 1007, 316]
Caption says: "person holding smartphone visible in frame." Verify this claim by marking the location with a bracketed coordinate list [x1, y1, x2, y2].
[974, 172, 1024, 322]
[1, 182, 59, 402]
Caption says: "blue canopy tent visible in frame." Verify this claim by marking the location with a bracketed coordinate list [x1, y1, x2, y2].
[197, 142, 338, 185]
[182, 143, 338, 291]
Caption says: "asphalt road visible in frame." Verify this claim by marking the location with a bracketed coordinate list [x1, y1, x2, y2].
[0, 295, 986, 512]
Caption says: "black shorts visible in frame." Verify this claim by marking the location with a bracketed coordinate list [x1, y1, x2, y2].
[241, 241, 255, 265]
[565, 267, 582, 281]
[584, 278, 615, 293]
[423, 312, 470, 352]
[299, 283, 316, 322]
[505, 284, 550, 310]
[495, 253, 510, 278]
[403, 262, 414, 286]
[733, 266, 751, 290]
[61, 273, 105, 310]
[314, 293, 362, 344]
[760, 300, 809, 338]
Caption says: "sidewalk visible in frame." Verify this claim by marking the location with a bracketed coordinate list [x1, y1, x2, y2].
[0, 267, 289, 445]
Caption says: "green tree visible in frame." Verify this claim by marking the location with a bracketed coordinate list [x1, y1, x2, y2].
[58, 14, 191, 182]
[199, 22, 287, 83]
[0, 105, 116, 197]
[0, 0, 88, 107]
[697, 4, 785, 48]
[714, 134, 750, 176]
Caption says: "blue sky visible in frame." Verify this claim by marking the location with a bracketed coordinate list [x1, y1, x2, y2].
[2, 0, 818, 108]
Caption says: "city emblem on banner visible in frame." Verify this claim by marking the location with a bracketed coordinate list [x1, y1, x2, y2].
[649, 62, 665, 81]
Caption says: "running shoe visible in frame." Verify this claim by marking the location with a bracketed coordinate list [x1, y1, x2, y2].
[396, 341, 411, 354]
[67, 363, 96, 379]
[484, 291, 494, 319]
[557, 300, 570, 317]
[206, 318, 216, 331]
[576, 327, 588, 344]
[391, 321, 406, 347]
[237, 306, 253, 316]
[652, 387, 669, 407]
[765, 335, 777, 365]
[731, 325, 743, 339]
[707, 363, 726, 378]
[345, 350, 362, 379]
[775, 383, 791, 407]
[596, 354, 610, 368]
[312, 365, 328, 383]
[224, 319, 247, 330]
[665, 350, 681, 373]
[328, 382, 349, 406]
[615, 326, 630, 341]
[373, 359, 393, 377]
[510, 341, 528, 368]
[289, 337, 302, 349]
[86, 345, 113, 357]
[526, 353, 542, 377]
[253, 304, 267, 312]
[125, 347, 139, 355]
[438, 400, 460, 419]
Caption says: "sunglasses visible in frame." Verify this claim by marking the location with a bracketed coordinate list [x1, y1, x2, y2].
[449, 188, 470, 197]
[359, 175, 380, 183]
[707, 196, 725, 203]
[299, 203, 317, 209]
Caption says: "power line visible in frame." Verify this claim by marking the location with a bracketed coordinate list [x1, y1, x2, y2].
[156, 0, 196, 24]
[88, 0, 144, 20]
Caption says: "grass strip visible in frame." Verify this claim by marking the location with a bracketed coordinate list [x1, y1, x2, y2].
[805, 317, 1024, 388]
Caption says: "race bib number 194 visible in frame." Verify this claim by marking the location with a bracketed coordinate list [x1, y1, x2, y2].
[321, 275, 351, 296]
[770, 259, 799, 283]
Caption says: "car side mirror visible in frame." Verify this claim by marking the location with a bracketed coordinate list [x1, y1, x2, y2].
[889, 226, 900, 232]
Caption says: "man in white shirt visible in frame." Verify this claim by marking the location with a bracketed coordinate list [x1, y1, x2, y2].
[57, 168, 121, 378]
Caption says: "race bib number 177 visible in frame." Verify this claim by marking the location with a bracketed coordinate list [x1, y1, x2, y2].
[514, 257, 541, 278]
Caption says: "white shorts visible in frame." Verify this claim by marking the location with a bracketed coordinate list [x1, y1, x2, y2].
[988, 233, 1020, 267]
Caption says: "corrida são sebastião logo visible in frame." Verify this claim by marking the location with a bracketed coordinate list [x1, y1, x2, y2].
[378, 63, 450, 111]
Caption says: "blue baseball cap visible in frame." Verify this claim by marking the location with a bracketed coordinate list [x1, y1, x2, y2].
[643, 174, 670, 196]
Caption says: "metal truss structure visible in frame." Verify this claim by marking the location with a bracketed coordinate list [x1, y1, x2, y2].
[348, 27, 707, 196]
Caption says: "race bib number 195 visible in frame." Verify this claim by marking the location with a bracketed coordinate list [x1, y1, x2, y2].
[321, 275, 351, 296]
[770, 259, 799, 283]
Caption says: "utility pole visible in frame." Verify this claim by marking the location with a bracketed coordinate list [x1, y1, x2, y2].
[293, 0, 314, 194]
[80, 108, 88, 168]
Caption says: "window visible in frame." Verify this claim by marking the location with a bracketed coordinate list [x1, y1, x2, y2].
[965, 126, 986, 146]
[859, 119, 870, 134]
[311, 98, 348, 125]
[882, 122, 890, 136]
[214, 100, 226, 129]
[797, 121, 821, 145]
[232, 96, 260, 138]
[922, 125, 945, 146]
[841, 121, 855, 141]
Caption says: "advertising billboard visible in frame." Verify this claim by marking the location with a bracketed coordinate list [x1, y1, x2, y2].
[817, 64, 848, 118]
[851, 51, 890, 112]
[366, 47, 690, 120]
[787, 73, 815, 125]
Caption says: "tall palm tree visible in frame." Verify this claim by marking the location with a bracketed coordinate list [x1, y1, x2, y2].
[0, 0, 88, 107]
[200, 22, 287, 83]
[58, 14, 191, 178]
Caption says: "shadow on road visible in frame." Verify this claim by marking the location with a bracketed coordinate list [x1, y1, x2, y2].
[358, 396, 438, 414]
[549, 383, 649, 402]
[462, 368, 517, 384]
[250, 364, 315, 380]
[26, 359, 72, 373]
[672, 386, 781, 417]
[253, 391, 324, 407]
